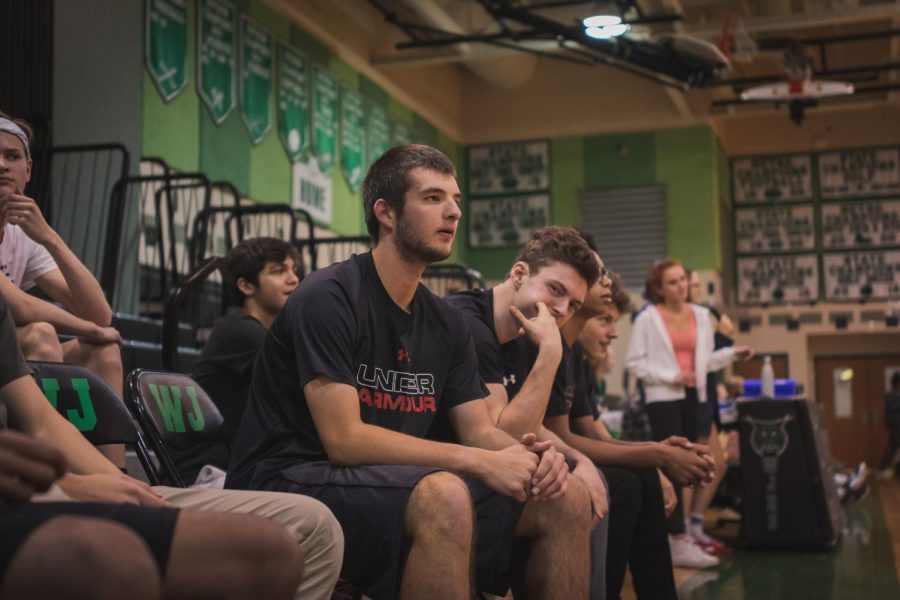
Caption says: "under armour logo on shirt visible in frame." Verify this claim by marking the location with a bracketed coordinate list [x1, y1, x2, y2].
[397, 348, 411, 364]
[503, 374, 516, 387]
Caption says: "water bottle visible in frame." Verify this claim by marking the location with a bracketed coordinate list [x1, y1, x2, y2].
[761, 355, 775, 399]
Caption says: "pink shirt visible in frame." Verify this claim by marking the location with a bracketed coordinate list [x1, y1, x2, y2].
[656, 305, 696, 380]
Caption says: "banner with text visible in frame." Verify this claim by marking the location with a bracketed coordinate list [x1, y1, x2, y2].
[468, 141, 549, 196]
[340, 87, 366, 193]
[821, 200, 900, 249]
[468, 194, 550, 248]
[735, 205, 816, 254]
[732, 155, 813, 204]
[276, 43, 310, 162]
[239, 16, 273, 144]
[198, 0, 236, 124]
[819, 148, 900, 199]
[311, 67, 337, 174]
[737, 255, 819, 304]
[823, 250, 900, 301]
[146, 0, 188, 102]
[366, 102, 391, 169]
[292, 155, 332, 224]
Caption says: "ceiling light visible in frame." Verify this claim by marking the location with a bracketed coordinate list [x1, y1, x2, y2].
[585, 23, 628, 39]
[583, 15, 621, 28]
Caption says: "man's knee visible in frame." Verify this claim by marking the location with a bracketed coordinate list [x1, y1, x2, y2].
[78, 339, 123, 374]
[17, 322, 63, 361]
[221, 514, 306, 596]
[2, 516, 161, 600]
[406, 471, 473, 541]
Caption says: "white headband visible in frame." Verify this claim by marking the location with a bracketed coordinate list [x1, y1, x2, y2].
[0, 118, 31, 158]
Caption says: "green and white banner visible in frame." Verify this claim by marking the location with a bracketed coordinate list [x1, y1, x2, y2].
[239, 16, 273, 144]
[366, 102, 391, 169]
[312, 66, 338, 174]
[197, 0, 236, 124]
[293, 156, 333, 224]
[145, 0, 188, 102]
[276, 43, 310, 163]
[340, 87, 366, 192]
[391, 120, 414, 148]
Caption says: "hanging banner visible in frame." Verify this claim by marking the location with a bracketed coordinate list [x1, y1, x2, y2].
[366, 102, 391, 168]
[292, 156, 332, 224]
[736, 255, 819, 305]
[197, 0, 236, 124]
[145, 0, 188, 102]
[391, 121, 413, 148]
[732, 155, 813, 204]
[311, 66, 338, 174]
[340, 87, 366, 192]
[239, 16, 273, 144]
[276, 43, 310, 162]
[823, 250, 900, 301]
[468, 141, 550, 195]
[819, 148, 900, 199]
[735, 205, 816, 254]
[821, 200, 900, 249]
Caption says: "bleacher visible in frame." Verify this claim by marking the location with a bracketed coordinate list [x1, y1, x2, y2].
[38, 143, 485, 377]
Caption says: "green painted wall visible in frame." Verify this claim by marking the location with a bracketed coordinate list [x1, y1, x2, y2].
[142, 0, 460, 239]
[464, 126, 721, 280]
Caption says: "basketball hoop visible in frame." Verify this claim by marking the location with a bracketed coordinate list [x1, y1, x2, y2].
[718, 11, 757, 64]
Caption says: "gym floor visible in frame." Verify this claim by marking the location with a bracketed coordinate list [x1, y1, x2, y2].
[631, 478, 900, 599]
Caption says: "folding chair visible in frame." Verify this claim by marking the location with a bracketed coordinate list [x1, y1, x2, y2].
[28, 360, 161, 485]
[125, 369, 229, 488]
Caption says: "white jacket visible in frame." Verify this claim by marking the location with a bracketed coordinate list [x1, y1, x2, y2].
[625, 303, 735, 404]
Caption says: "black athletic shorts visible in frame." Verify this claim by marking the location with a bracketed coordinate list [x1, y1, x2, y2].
[276, 462, 525, 600]
[0, 501, 180, 584]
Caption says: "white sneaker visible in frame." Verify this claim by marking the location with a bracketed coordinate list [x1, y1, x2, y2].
[670, 535, 720, 569]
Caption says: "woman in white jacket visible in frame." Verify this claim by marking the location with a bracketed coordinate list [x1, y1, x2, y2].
[625, 258, 751, 568]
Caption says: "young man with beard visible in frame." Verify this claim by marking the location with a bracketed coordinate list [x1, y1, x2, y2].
[226, 145, 591, 600]
[441, 226, 610, 598]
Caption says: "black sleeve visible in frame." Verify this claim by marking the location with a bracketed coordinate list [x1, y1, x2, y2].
[441, 316, 489, 411]
[568, 357, 597, 420]
[544, 343, 574, 418]
[468, 317, 505, 385]
[0, 295, 30, 389]
[203, 314, 268, 375]
[289, 280, 358, 389]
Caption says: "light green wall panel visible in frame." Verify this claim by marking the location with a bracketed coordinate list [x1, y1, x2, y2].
[656, 126, 718, 270]
[248, 125, 291, 204]
[551, 136, 584, 226]
[583, 131, 656, 189]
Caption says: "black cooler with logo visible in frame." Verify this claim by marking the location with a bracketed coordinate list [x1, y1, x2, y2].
[738, 398, 842, 549]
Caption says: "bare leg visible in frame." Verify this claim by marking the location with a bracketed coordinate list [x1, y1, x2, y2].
[514, 477, 591, 600]
[0, 516, 161, 600]
[16, 323, 65, 362]
[400, 471, 474, 600]
[62, 339, 126, 468]
[164, 511, 304, 600]
[690, 424, 726, 523]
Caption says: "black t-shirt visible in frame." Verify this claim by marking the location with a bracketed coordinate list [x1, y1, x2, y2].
[226, 252, 488, 489]
[444, 289, 572, 422]
[0, 294, 30, 428]
[570, 343, 600, 422]
[192, 309, 267, 443]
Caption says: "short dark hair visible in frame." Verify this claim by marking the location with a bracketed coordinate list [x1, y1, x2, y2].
[644, 258, 683, 304]
[361, 144, 456, 243]
[222, 237, 300, 306]
[575, 228, 598, 253]
[514, 226, 600, 288]
[608, 269, 632, 314]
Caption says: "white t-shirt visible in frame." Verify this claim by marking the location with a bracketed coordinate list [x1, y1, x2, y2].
[0, 224, 58, 290]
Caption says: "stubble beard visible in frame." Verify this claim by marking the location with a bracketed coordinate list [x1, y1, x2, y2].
[395, 214, 452, 264]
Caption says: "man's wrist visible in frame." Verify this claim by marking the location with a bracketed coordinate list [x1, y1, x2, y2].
[38, 229, 64, 251]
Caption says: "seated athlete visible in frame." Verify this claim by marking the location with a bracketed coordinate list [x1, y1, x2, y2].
[441, 226, 609, 598]
[227, 145, 592, 600]
[185, 237, 300, 480]
[0, 112, 125, 466]
[0, 292, 307, 600]
[0, 288, 344, 599]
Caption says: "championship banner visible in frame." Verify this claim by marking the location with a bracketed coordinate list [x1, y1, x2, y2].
[198, 0, 236, 124]
[823, 250, 900, 301]
[735, 205, 816, 254]
[821, 200, 900, 249]
[819, 148, 900, 199]
[366, 101, 391, 169]
[736, 255, 819, 305]
[468, 141, 550, 196]
[146, 0, 188, 102]
[732, 155, 813, 204]
[468, 194, 550, 248]
[311, 66, 338, 174]
[276, 43, 310, 162]
[239, 16, 273, 145]
[391, 120, 413, 148]
[340, 87, 366, 192]
[292, 156, 332, 225]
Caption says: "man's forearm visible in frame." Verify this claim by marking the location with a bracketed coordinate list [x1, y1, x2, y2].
[10, 292, 101, 338]
[559, 426, 666, 469]
[26, 403, 122, 476]
[43, 234, 112, 325]
[496, 345, 561, 438]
